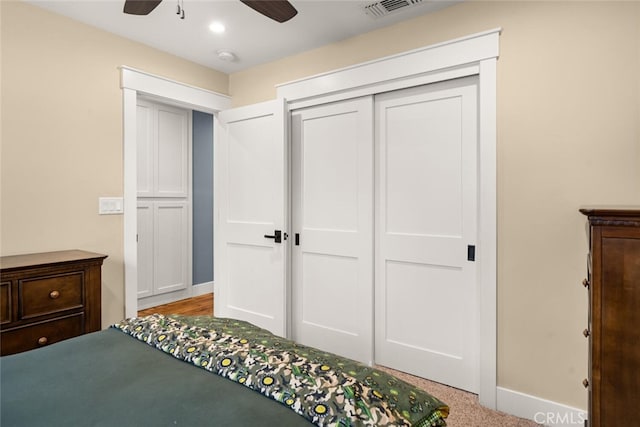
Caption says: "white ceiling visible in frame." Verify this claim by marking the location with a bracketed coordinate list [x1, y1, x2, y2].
[28, 0, 458, 73]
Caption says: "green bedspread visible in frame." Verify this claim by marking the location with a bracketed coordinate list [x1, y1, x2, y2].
[114, 314, 449, 427]
[1, 327, 312, 427]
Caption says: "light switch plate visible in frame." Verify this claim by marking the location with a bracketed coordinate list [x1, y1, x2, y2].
[99, 197, 124, 215]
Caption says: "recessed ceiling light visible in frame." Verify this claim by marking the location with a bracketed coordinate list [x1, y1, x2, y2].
[208, 22, 226, 34]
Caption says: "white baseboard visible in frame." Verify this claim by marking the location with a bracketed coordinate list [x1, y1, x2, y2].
[138, 282, 214, 310]
[137, 288, 191, 310]
[192, 281, 214, 296]
[497, 387, 587, 426]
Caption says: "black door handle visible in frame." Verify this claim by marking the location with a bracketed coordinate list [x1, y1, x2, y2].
[264, 230, 282, 243]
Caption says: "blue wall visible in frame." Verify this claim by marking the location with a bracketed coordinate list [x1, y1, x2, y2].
[192, 111, 214, 284]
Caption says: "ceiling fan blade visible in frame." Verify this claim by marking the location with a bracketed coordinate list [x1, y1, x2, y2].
[239, 0, 298, 23]
[123, 0, 163, 15]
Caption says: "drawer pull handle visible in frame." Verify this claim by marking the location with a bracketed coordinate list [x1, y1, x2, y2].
[583, 328, 590, 337]
[582, 279, 589, 289]
[49, 290, 60, 299]
[583, 379, 589, 388]
[37, 336, 48, 346]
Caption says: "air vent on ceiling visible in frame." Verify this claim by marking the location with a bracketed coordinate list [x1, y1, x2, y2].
[364, 0, 425, 18]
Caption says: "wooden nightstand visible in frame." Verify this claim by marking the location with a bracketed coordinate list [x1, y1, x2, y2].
[0, 250, 107, 356]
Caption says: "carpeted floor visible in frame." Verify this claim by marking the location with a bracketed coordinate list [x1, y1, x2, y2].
[375, 366, 540, 427]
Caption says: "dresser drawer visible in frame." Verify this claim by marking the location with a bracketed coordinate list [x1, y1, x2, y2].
[0, 314, 84, 355]
[0, 281, 11, 324]
[19, 272, 84, 319]
[0, 250, 106, 356]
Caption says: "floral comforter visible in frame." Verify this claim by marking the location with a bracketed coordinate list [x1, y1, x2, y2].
[113, 314, 448, 427]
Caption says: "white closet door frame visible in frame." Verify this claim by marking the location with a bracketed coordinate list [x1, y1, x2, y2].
[121, 66, 232, 318]
[278, 29, 499, 409]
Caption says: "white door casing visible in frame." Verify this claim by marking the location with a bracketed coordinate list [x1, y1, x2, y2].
[121, 66, 231, 318]
[215, 99, 288, 337]
[374, 77, 479, 392]
[291, 96, 374, 364]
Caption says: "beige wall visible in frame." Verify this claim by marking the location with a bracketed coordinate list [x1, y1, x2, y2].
[229, 1, 640, 410]
[0, 1, 228, 327]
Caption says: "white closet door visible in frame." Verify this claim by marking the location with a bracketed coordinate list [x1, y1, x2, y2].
[136, 201, 154, 298]
[153, 201, 189, 295]
[215, 99, 288, 337]
[136, 101, 154, 197]
[291, 97, 373, 364]
[136, 100, 191, 302]
[156, 105, 189, 197]
[375, 77, 479, 392]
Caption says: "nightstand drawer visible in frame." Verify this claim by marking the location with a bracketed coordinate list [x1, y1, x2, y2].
[19, 272, 84, 319]
[0, 314, 84, 355]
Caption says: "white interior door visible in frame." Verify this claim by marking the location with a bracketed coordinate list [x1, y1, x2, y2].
[291, 97, 374, 364]
[375, 77, 479, 392]
[215, 99, 288, 337]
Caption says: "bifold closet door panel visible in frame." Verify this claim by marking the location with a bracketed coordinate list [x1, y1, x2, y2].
[137, 201, 189, 298]
[153, 202, 189, 295]
[136, 202, 154, 298]
[291, 96, 374, 364]
[136, 101, 189, 199]
[136, 101, 154, 197]
[375, 77, 480, 393]
[156, 105, 189, 198]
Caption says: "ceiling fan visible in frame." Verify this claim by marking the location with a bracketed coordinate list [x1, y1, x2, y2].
[123, 0, 298, 23]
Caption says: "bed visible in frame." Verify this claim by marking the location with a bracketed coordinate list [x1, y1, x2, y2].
[1, 314, 449, 426]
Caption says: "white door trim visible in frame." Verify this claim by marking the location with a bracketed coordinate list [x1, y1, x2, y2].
[120, 66, 231, 319]
[277, 28, 500, 409]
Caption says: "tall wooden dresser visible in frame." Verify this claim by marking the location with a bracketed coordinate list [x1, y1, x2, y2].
[580, 208, 640, 427]
[0, 250, 107, 356]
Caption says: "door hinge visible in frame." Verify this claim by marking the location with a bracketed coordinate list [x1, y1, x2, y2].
[467, 245, 476, 262]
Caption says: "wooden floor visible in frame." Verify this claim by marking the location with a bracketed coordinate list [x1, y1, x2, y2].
[137, 293, 214, 317]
